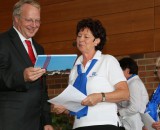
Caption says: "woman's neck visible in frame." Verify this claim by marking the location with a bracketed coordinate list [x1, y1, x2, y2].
[82, 50, 96, 67]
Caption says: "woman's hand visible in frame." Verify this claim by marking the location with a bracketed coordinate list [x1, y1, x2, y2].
[81, 93, 102, 106]
[51, 104, 68, 114]
[152, 121, 160, 130]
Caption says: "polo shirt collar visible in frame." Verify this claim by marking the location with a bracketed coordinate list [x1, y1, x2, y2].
[75, 50, 102, 65]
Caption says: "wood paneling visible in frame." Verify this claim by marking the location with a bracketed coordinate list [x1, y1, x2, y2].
[0, 0, 17, 12]
[41, 0, 154, 24]
[104, 30, 154, 56]
[39, 0, 72, 6]
[35, 20, 77, 43]
[0, 0, 159, 56]
[155, 29, 160, 51]
[0, 0, 15, 31]
[41, 30, 155, 56]
[155, 0, 160, 6]
[99, 8, 154, 35]
[41, 41, 79, 54]
[0, 12, 13, 31]
[35, 8, 154, 44]
[155, 6, 160, 29]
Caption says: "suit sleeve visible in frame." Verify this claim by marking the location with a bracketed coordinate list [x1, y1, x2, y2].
[0, 38, 26, 91]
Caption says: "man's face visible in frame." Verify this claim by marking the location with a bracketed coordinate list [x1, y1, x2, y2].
[14, 4, 40, 39]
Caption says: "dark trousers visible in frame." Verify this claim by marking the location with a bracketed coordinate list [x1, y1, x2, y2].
[73, 125, 120, 130]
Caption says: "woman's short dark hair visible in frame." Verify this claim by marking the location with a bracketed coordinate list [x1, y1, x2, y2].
[119, 57, 138, 74]
[76, 18, 107, 51]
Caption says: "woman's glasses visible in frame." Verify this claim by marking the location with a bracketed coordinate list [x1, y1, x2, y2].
[154, 66, 160, 75]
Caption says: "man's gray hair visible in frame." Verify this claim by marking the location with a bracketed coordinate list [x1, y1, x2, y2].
[13, 0, 40, 17]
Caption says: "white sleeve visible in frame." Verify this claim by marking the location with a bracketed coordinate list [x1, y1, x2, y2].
[119, 80, 144, 116]
[106, 55, 126, 86]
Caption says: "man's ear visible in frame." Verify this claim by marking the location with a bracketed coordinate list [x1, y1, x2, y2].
[14, 16, 19, 23]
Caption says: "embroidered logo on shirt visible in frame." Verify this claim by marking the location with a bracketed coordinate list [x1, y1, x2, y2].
[89, 72, 97, 77]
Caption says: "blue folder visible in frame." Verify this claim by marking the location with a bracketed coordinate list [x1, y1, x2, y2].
[34, 54, 77, 72]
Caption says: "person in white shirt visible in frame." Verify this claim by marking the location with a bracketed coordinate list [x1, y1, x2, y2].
[52, 18, 129, 130]
[118, 57, 149, 130]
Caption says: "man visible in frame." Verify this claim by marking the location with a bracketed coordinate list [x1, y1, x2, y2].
[118, 57, 149, 130]
[0, 0, 54, 130]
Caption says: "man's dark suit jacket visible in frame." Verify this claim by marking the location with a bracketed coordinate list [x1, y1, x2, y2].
[0, 27, 52, 130]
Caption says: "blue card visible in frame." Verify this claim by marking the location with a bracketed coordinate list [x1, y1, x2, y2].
[34, 54, 77, 72]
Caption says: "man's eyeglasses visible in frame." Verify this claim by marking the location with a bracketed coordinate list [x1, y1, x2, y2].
[21, 17, 41, 25]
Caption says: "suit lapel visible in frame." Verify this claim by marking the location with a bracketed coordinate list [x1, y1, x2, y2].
[8, 28, 33, 66]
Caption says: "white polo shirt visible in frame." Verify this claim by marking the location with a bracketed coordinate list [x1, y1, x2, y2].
[69, 51, 126, 129]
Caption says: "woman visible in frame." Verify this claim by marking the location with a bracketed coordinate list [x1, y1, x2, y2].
[53, 18, 129, 130]
[143, 57, 160, 130]
[118, 58, 149, 130]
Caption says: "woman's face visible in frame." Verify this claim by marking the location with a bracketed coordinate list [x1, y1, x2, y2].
[76, 28, 98, 54]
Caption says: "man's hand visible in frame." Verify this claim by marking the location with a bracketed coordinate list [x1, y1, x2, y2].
[52, 104, 68, 114]
[23, 67, 46, 82]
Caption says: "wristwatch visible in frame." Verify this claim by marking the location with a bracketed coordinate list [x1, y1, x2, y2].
[101, 92, 106, 102]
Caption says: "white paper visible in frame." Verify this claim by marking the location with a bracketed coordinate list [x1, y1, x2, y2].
[140, 113, 155, 130]
[48, 84, 86, 112]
